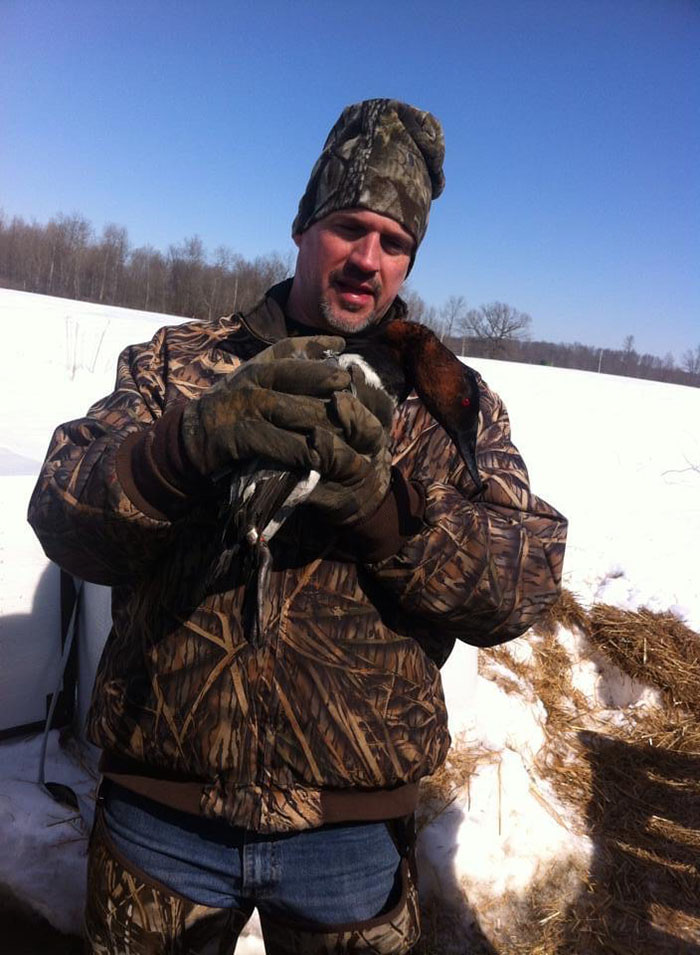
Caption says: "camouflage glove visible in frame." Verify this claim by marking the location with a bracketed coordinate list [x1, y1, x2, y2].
[305, 390, 393, 527]
[181, 336, 349, 478]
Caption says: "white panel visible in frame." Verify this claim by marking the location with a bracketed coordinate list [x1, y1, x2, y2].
[0, 474, 61, 731]
[77, 582, 112, 745]
[441, 639, 479, 739]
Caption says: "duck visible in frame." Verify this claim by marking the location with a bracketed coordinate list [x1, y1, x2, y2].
[222, 319, 482, 550]
[211, 320, 483, 639]
[350, 316, 483, 491]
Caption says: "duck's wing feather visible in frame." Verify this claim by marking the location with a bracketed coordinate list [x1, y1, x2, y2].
[222, 463, 319, 549]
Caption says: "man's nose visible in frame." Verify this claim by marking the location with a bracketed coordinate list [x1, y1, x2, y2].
[348, 232, 381, 272]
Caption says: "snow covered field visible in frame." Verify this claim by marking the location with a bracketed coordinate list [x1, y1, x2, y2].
[1, 289, 698, 950]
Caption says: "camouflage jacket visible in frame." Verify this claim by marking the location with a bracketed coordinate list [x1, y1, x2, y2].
[28, 282, 567, 833]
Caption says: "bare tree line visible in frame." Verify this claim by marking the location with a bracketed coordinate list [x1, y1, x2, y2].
[0, 211, 290, 320]
[1, 210, 698, 388]
[403, 289, 700, 388]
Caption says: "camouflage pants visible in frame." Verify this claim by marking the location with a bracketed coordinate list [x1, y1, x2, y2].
[84, 810, 420, 954]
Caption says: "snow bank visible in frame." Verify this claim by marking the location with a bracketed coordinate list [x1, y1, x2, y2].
[465, 357, 700, 632]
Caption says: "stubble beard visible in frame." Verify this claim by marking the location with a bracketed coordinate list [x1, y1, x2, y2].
[319, 268, 383, 335]
[319, 298, 380, 335]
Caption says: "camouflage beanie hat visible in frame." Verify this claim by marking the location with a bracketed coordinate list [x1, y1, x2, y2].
[292, 98, 445, 247]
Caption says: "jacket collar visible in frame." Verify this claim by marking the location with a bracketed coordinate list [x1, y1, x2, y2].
[237, 279, 292, 345]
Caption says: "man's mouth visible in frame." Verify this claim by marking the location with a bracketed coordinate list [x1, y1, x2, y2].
[331, 275, 379, 308]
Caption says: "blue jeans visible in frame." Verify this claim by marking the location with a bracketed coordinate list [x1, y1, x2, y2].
[101, 781, 402, 925]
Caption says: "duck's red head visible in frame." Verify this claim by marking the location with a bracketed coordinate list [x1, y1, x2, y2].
[380, 318, 483, 491]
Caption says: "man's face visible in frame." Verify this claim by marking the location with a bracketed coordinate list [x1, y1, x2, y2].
[287, 209, 415, 335]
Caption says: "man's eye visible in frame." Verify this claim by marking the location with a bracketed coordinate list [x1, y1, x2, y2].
[337, 223, 361, 237]
[383, 237, 409, 255]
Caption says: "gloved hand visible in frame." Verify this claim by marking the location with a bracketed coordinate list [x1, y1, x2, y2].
[305, 389, 393, 527]
[181, 336, 350, 478]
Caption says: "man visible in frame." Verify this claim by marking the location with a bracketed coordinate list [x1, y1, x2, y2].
[29, 99, 567, 954]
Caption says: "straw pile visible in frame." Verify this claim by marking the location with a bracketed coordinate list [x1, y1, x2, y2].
[415, 590, 700, 954]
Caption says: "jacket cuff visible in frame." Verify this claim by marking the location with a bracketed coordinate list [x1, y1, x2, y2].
[340, 467, 426, 563]
[116, 405, 208, 521]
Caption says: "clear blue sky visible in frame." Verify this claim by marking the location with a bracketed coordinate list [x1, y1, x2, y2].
[2, 0, 698, 359]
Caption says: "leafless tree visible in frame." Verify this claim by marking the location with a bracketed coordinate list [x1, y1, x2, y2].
[438, 295, 468, 345]
[97, 224, 129, 303]
[462, 301, 532, 358]
[620, 334, 639, 376]
[681, 345, 700, 376]
[127, 246, 167, 312]
[400, 287, 441, 335]
[400, 287, 429, 323]
[168, 236, 208, 316]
